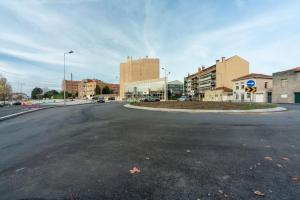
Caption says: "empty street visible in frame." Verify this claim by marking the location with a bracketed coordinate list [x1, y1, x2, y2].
[0, 103, 300, 199]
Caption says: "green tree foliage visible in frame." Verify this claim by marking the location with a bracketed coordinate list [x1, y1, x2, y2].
[95, 85, 101, 95]
[102, 86, 111, 94]
[0, 75, 12, 104]
[31, 87, 43, 99]
[43, 90, 59, 99]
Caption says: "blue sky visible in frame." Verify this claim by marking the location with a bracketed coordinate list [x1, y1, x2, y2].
[0, 0, 300, 94]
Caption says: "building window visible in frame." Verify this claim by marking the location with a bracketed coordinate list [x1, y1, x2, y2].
[236, 94, 239, 100]
[281, 79, 288, 88]
[247, 93, 251, 98]
[236, 86, 239, 90]
[264, 82, 268, 88]
[241, 85, 244, 89]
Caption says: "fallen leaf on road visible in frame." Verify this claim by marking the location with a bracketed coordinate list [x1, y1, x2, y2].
[223, 193, 229, 198]
[264, 156, 272, 161]
[276, 163, 283, 168]
[291, 176, 299, 182]
[254, 190, 265, 196]
[145, 157, 150, 160]
[265, 145, 271, 148]
[129, 167, 140, 174]
[281, 157, 289, 161]
[186, 149, 191, 153]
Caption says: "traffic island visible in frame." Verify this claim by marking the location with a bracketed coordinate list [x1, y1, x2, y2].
[125, 101, 286, 113]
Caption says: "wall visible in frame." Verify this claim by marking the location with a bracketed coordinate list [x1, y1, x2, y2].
[120, 57, 160, 99]
[272, 70, 300, 103]
[203, 90, 233, 102]
[216, 56, 249, 89]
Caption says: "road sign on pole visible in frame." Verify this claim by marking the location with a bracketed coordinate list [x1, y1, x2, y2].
[247, 80, 256, 87]
[245, 87, 257, 93]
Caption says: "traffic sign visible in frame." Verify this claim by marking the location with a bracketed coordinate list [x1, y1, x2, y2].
[245, 87, 257, 93]
[247, 80, 256, 87]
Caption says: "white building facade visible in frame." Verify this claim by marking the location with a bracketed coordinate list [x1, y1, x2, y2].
[232, 74, 273, 103]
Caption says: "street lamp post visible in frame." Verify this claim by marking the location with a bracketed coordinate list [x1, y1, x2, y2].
[161, 67, 170, 101]
[64, 50, 74, 105]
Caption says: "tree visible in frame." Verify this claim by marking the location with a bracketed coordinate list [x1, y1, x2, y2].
[0, 75, 12, 104]
[43, 90, 59, 99]
[102, 86, 110, 94]
[31, 87, 43, 99]
[95, 85, 101, 95]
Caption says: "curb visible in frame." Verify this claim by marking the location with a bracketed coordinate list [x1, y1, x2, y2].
[124, 104, 287, 113]
[0, 102, 94, 122]
[0, 107, 52, 121]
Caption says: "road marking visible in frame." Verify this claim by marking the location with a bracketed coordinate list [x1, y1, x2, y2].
[15, 167, 25, 172]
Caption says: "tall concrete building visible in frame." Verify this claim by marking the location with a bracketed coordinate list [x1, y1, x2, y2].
[119, 56, 160, 99]
[184, 55, 249, 100]
[272, 67, 300, 103]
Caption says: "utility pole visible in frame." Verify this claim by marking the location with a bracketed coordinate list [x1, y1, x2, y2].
[63, 50, 74, 105]
[161, 67, 170, 101]
[71, 72, 73, 100]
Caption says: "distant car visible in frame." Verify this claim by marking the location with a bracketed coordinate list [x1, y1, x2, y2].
[177, 96, 191, 101]
[108, 96, 115, 101]
[97, 97, 105, 103]
[13, 101, 22, 106]
[140, 96, 160, 102]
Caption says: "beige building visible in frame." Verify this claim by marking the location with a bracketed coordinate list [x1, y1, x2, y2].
[119, 56, 160, 99]
[78, 79, 119, 99]
[203, 87, 233, 102]
[61, 80, 80, 96]
[184, 55, 249, 100]
[232, 73, 273, 103]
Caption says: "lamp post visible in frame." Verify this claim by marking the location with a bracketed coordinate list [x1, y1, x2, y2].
[161, 67, 170, 101]
[64, 50, 74, 105]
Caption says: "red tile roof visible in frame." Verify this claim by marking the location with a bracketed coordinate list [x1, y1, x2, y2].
[293, 67, 300, 72]
[215, 87, 233, 92]
[232, 73, 272, 81]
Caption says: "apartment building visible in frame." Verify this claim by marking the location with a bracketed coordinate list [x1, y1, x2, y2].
[77, 79, 119, 99]
[184, 55, 249, 100]
[232, 73, 273, 103]
[61, 80, 80, 95]
[272, 67, 300, 103]
[119, 56, 161, 99]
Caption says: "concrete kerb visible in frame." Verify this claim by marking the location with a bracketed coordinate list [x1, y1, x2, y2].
[124, 104, 287, 113]
[0, 102, 94, 122]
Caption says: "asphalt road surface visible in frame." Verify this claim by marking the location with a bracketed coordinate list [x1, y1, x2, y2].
[0, 103, 299, 200]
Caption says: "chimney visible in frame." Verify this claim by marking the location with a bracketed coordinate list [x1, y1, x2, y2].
[221, 57, 226, 62]
[216, 59, 220, 63]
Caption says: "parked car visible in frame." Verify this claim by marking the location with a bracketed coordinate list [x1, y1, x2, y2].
[108, 96, 115, 101]
[97, 97, 105, 103]
[177, 96, 191, 101]
[140, 96, 160, 102]
[13, 101, 22, 106]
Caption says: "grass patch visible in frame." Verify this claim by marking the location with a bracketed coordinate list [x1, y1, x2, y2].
[131, 101, 278, 110]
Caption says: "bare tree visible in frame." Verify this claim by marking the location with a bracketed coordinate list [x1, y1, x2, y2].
[0, 75, 12, 105]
